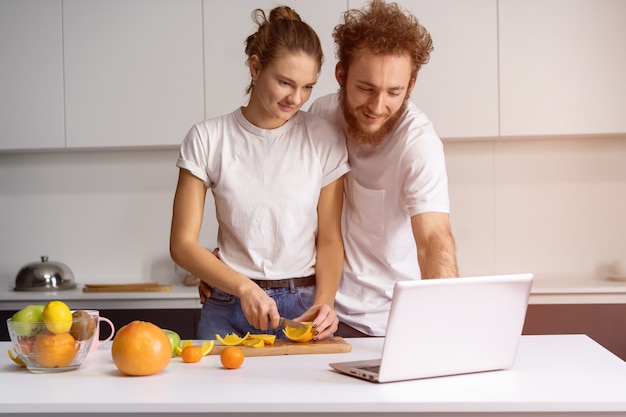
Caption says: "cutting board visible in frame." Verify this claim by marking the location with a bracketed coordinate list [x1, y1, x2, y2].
[83, 282, 172, 292]
[208, 336, 351, 357]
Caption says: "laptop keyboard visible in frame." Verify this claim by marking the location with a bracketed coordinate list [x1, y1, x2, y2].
[358, 364, 381, 373]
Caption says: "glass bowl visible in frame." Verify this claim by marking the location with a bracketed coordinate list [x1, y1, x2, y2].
[7, 315, 95, 373]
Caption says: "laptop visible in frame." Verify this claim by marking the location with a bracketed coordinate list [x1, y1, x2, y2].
[329, 273, 534, 383]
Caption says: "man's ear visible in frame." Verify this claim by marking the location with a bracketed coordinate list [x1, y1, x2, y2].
[335, 62, 345, 86]
[407, 75, 417, 94]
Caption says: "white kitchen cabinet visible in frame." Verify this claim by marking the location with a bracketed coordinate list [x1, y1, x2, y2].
[203, 0, 347, 121]
[499, 0, 626, 137]
[348, 0, 499, 139]
[63, 0, 204, 148]
[0, 0, 65, 151]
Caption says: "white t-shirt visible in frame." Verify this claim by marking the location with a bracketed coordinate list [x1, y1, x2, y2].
[309, 93, 450, 335]
[177, 108, 349, 280]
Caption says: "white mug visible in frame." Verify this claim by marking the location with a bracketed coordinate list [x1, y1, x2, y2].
[84, 310, 115, 352]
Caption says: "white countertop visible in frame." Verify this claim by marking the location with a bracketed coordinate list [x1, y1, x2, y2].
[1, 335, 625, 416]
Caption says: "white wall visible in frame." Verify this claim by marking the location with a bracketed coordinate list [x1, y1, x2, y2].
[445, 136, 626, 283]
[1, 135, 625, 288]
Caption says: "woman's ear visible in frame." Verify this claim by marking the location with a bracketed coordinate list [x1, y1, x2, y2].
[249, 54, 261, 81]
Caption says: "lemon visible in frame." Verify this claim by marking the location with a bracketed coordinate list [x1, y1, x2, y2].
[42, 300, 73, 334]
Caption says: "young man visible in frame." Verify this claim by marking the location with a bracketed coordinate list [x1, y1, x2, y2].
[308, 0, 458, 337]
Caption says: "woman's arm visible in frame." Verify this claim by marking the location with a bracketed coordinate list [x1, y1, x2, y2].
[295, 175, 345, 339]
[170, 168, 279, 330]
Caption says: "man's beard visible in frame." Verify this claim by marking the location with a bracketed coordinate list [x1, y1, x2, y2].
[339, 87, 406, 147]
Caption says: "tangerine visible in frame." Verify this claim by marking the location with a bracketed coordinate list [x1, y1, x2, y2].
[111, 321, 171, 376]
[220, 347, 244, 369]
[181, 345, 203, 363]
[32, 330, 77, 368]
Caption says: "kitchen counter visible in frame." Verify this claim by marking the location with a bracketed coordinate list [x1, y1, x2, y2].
[2, 279, 626, 311]
[529, 279, 626, 304]
[1, 335, 625, 416]
[0, 284, 201, 310]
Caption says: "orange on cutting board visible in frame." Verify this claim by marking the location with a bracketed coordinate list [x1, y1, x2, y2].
[283, 322, 314, 343]
[111, 321, 171, 376]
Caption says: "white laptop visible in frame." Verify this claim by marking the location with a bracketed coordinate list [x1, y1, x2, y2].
[330, 273, 534, 383]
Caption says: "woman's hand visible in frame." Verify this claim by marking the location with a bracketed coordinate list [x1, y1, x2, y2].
[293, 304, 338, 341]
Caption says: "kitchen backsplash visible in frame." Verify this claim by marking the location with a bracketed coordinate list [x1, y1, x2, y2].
[1, 135, 625, 288]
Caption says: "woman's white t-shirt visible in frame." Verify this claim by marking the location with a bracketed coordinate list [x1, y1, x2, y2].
[177, 108, 349, 280]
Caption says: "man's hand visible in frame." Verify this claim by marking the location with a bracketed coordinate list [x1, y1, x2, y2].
[198, 279, 212, 304]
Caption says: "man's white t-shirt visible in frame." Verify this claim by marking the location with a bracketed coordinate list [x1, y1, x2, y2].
[309, 93, 450, 335]
[177, 108, 349, 280]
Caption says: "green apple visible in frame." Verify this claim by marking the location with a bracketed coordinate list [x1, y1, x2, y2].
[11, 305, 45, 337]
[162, 329, 181, 357]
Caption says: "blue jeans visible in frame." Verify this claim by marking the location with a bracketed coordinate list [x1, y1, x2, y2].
[197, 283, 316, 340]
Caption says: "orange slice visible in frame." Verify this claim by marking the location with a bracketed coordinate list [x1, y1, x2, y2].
[283, 322, 314, 343]
[215, 332, 250, 346]
[7, 348, 25, 367]
[254, 334, 276, 346]
[242, 337, 265, 348]
[200, 341, 214, 355]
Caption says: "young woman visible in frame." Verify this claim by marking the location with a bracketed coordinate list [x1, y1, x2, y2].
[170, 6, 348, 341]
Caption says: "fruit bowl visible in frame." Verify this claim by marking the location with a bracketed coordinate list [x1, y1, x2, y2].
[7, 314, 96, 373]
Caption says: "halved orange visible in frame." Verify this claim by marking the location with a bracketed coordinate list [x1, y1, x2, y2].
[283, 322, 314, 343]
[215, 332, 250, 346]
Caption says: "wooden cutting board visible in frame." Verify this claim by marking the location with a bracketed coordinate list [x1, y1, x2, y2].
[208, 336, 352, 357]
[83, 282, 172, 292]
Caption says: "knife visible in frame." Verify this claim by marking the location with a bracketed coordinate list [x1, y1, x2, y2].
[278, 317, 308, 329]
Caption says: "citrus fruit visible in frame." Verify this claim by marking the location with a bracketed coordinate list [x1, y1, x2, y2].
[162, 329, 181, 357]
[7, 348, 25, 367]
[11, 305, 45, 336]
[215, 332, 250, 346]
[283, 322, 314, 343]
[42, 301, 73, 334]
[201, 340, 215, 355]
[181, 345, 203, 363]
[220, 347, 244, 369]
[32, 331, 77, 368]
[242, 337, 265, 348]
[241, 334, 276, 348]
[173, 339, 193, 356]
[111, 321, 171, 376]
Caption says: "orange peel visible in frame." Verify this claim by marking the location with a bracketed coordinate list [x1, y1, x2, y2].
[7, 348, 25, 367]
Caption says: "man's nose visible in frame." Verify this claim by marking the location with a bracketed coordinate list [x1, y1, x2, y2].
[367, 93, 385, 115]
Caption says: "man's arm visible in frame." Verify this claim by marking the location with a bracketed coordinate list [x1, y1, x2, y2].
[411, 212, 458, 279]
